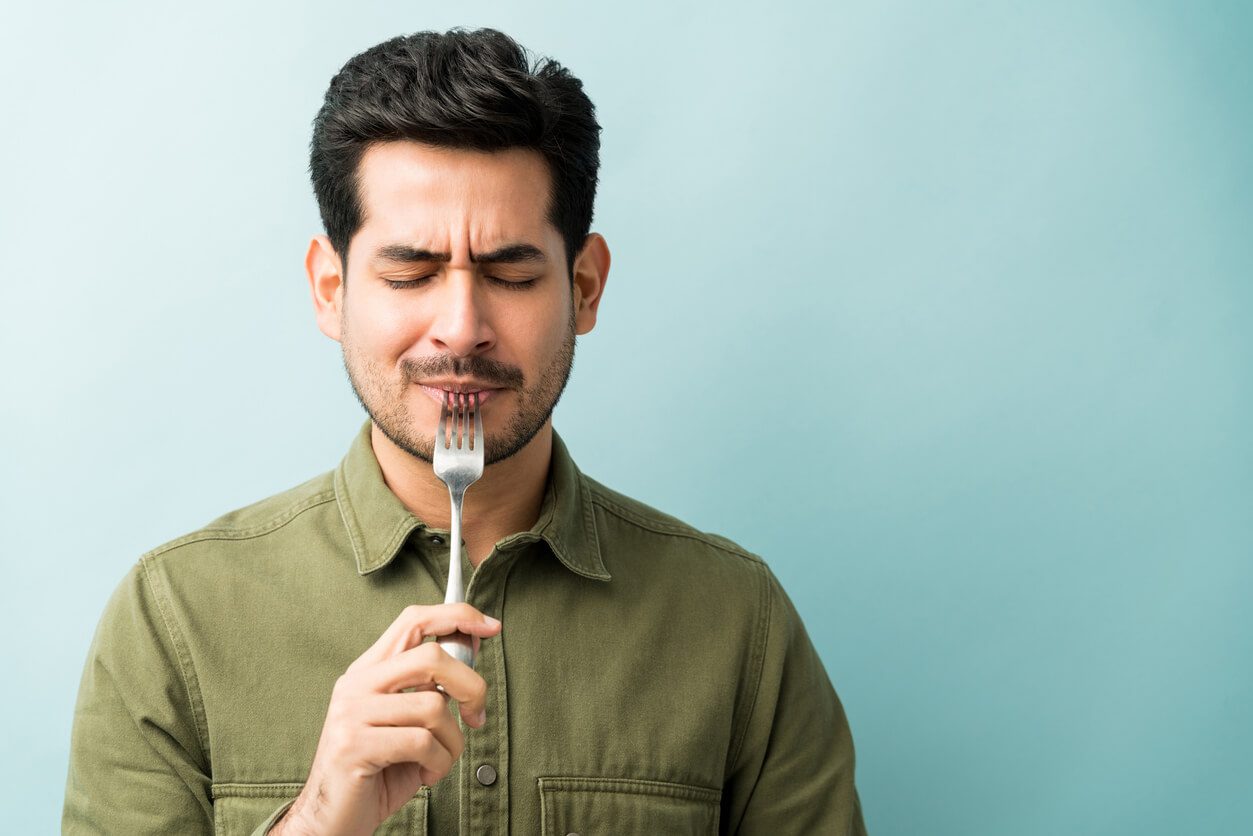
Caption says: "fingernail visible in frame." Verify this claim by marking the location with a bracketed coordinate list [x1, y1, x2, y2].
[485, 616, 501, 628]
[474, 709, 487, 727]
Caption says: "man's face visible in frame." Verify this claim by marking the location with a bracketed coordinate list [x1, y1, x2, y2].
[323, 141, 587, 466]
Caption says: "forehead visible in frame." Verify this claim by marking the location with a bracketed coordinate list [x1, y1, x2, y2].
[354, 141, 553, 247]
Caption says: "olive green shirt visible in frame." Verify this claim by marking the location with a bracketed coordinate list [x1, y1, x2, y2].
[62, 419, 866, 834]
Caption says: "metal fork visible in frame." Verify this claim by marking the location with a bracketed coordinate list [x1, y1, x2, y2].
[433, 390, 484, 669]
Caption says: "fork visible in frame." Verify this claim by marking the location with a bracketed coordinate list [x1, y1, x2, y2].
[433, 390, 484, 670]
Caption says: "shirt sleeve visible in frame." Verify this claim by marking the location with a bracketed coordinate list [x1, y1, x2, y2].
[62, 556, 215, 834]
[722, 563, 868, 834]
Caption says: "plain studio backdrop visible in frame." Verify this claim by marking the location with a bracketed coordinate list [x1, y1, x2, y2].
[2, 1, 1250, 833]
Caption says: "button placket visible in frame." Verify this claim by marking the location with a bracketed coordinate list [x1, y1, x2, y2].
[475, 763, 497, 786]
[459, 546, 516, 835]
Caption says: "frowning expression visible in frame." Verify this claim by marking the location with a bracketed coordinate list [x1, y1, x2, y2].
[310, 140, 602, 465]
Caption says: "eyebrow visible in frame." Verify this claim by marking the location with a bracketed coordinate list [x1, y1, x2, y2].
[372, 242, 548, 266]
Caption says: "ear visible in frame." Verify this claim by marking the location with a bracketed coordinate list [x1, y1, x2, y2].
[307, 234, 345, 342]
[571, 232, 610, 336]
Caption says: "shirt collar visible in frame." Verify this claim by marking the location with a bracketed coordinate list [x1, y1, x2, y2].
[333, 418, 609, 582]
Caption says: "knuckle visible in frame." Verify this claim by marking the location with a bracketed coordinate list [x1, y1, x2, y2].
[416, 690, 446, 714]
[417, 641, 446, 667]
[333, 672, 365, 699]
[412, 726, 436, 752]
[325, 696, 349, 724]
[324, 727, 356, 764]
[331, 674, 351, 697]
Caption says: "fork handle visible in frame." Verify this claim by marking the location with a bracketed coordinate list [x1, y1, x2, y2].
[437, 631, 474, 668]
[436, 488, 476, 669]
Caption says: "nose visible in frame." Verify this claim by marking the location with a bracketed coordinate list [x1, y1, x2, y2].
[427, 271, 497, 357]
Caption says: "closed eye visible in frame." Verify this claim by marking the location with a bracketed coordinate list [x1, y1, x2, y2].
[490, 276, 539, 290]
[382, 276, 435, 289]
[382, 276, 539, 290]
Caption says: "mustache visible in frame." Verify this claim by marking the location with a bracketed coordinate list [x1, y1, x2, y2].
[401, 355, 524, 389]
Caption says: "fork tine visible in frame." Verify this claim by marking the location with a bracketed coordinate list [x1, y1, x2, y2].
[463, 392, 472, 449]
[461, 391, 469, 450]
[437, 390, 450, 449]
[450, 392, 459, 449]
[450, 391, 459, 448]
[456, 392, 467, 449]
[472, 391, 482, 451]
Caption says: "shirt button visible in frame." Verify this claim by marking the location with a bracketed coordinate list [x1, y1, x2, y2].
[430, 535, 445, 545]
[475, 764, 497, 786]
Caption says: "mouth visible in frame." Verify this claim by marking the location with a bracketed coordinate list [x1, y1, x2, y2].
[417, 384, 503, 406]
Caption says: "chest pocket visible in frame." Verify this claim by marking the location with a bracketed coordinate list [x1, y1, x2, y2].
[210, 782, 430, 834]
[538, 776, 720, 835]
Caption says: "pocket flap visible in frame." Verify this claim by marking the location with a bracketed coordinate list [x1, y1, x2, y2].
[538, 776, 720, 835]
[211, 782, 429, 834]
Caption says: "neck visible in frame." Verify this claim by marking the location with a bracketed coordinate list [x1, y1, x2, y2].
[370, 419, 552, 568]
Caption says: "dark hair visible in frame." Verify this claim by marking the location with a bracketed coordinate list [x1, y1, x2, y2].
[309, 28, 602, 282]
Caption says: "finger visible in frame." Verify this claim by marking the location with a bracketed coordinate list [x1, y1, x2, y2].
[361, 691, 469, 758]
[360, 603, 501, 665]
[361, 642, 489, 727]
[356, 725, 455, 784]
[352, 603, 501, 669]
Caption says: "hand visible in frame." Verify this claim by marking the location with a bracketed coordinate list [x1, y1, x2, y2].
[270, 603, 502, 836]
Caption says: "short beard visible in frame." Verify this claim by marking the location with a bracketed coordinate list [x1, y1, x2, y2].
[341, 304, 577, 467]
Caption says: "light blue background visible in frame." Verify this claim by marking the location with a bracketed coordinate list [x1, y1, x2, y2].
[2, 1, 1250, 833]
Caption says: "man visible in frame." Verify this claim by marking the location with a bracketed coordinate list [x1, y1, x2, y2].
[62, 27, 866, 835]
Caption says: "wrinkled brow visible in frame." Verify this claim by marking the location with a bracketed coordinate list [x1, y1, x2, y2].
[372, 243, 548, 265]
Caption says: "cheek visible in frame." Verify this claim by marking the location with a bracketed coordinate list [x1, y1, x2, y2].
[502, 301, 565, 359]
[350, 295, 426, 356]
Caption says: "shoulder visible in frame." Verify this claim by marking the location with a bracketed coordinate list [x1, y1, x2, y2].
[582, 473, 772, 578]
[139, 469, 338, 568]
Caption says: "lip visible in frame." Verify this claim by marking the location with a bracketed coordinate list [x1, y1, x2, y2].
[417, 384, 502, 406]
